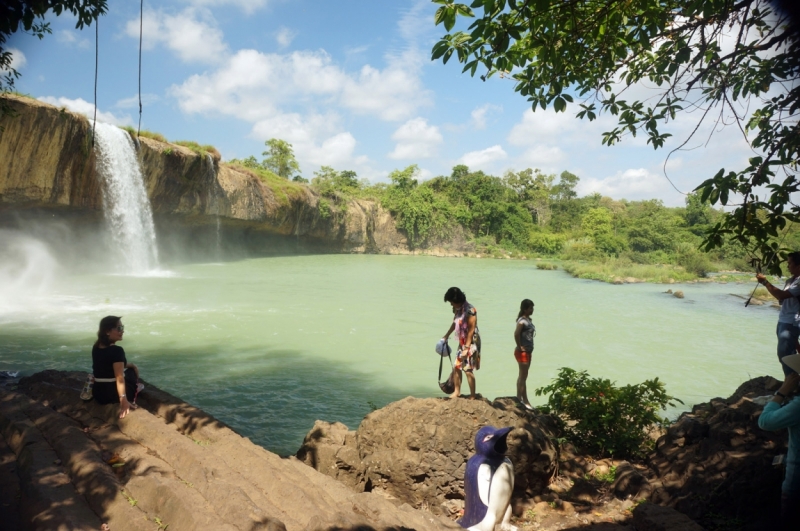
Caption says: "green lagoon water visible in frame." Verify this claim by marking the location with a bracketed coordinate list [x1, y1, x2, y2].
[0, 254, 784, 455]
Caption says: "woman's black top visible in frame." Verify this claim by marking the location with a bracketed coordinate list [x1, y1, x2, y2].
[92, 344, 134, 404]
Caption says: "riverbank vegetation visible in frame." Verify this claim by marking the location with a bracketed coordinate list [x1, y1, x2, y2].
[232, 141, 800, 282]
[431, 0, 800, 278]
[120, 125, 799, 284]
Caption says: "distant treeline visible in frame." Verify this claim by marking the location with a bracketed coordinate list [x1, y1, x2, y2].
[299, 163, 781, 275]
[228, 139, 800, 276]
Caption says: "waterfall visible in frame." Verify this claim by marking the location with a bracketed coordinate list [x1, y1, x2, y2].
[204, 153, 223, 260]
[93, 123, 159, 274]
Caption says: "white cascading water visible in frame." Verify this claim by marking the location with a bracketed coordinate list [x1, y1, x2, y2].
[204, 154, 223, 260]
[93, 122, 159, 274]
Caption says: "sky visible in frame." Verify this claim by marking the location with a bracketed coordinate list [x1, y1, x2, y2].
[5, 0, 765, 206]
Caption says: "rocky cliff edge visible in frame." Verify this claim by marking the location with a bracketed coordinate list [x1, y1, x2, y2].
[0, 95, 407, 253]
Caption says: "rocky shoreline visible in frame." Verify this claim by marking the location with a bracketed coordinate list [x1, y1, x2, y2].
[0, 371, 788, 530]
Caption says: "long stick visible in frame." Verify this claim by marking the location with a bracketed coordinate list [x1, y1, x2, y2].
[745, 225, 793, 307]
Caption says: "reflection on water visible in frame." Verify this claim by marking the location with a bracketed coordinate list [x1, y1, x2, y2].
[0, 253, 783, 455]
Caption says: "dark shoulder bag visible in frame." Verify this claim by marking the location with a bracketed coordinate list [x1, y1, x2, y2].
[438, 341, 455, 394]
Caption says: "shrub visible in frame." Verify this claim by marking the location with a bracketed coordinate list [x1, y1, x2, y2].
[560, 238, 601, 261]
[674, 242, 714, 276]
[535, 367, 681, 458]
[528, 231, 564, 254]
[536, 262, 558, 270]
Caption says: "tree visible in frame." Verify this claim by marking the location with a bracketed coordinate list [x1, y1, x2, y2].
[1, 1, 107, 121]
[504, 167, 555, 226]
[432, 0, 800, 272]
[311, 166, 360, 195]
[262, 138, 301, 180]
[549, 171, 582, 232]
[582, 207, 613, 241]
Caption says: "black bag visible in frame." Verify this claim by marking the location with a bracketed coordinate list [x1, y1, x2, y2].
[438, 340, 455, 394]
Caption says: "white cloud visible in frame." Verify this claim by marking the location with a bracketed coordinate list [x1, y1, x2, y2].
[172, 48, 430, 122]
[518, 145, 565, 168]
[3, 48, 26, 71]
[56, 30, 90, 48]
[180, 0, 268, 14]
[275, 27, 295, 48]
[126, 8, 228, 64]
[340, 53, 431, 121]
[37, 97, 132, 126]
[115, 94, 160, 109]
[251, 112, 367, 170]
[470, 104, 502, 130]
[579, 168, 673, 200]
[388, 118, 443, 159]
[396, 0, 438, 44]
[508, 108, 615, 147]
[457, 145, 508, 169]
[470, 103, 503, 130]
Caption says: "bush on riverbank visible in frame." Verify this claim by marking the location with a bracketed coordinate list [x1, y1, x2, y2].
[535, 368, 681, 459]
[562, 260, 697, 283]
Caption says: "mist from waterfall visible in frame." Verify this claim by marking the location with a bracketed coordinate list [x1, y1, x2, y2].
[93, 122, 159, 275]
[0, 230, 59, 317]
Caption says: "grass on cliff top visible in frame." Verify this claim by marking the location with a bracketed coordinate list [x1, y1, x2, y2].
[121, 126, 168, 143]
[6, 91, 35, 99]
[223, 161, 306, 207]
[173, 140, 222, 161]
[119, 127, 222, 161]
[562, 260, 698, 283]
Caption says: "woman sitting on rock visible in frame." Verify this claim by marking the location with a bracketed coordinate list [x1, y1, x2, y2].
[92, 315, 142, 418]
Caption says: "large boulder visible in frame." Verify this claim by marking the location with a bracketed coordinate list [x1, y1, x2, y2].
[297, 396, 559, 516]
[647, 376, 785, 530]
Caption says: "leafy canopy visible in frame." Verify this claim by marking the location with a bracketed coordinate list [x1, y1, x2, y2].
[1, 1, 107, 118]
[261, 138, 301, 180]
[431, 0, 800, 273]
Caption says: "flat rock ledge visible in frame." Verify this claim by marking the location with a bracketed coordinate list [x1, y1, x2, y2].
[0, 370, 460, 531]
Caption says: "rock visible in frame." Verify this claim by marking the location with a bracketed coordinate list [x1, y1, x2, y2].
[611, 462, 649, 499]
[566, 477, 600, 503]
[624, 277, 638, 283]
[612, 278, 624, 284]
[632, 503, 706, 531]
[647, 376, 784, 529]
[2, 370, 459, 531]
[296, 420, 363, 490]
[673, 290, 684, 299]
[665, 289, 673, 294]
[298, 395, 558, 516]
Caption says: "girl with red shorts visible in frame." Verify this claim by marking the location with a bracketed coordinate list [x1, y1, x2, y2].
[514, 299, 535, 410]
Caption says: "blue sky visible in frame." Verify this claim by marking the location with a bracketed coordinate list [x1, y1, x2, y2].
[6, 0, 758, 206]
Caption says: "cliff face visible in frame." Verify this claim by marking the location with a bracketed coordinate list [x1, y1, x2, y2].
[0, 95, 407, 254]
